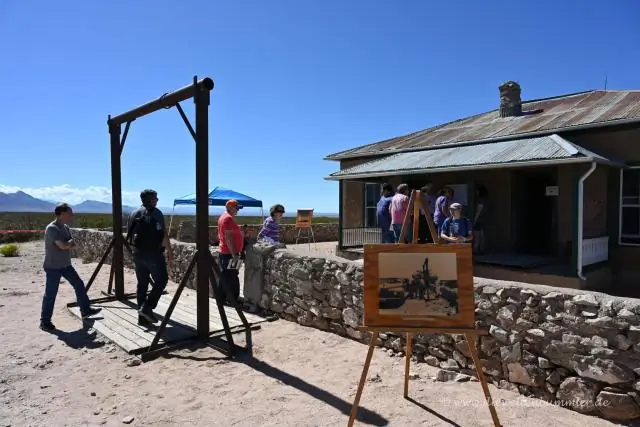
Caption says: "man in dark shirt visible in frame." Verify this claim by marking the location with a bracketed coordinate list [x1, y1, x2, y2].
[376, 183, 395, 243]
[127, 189, 173, 326]
[40, 203, 101, 332]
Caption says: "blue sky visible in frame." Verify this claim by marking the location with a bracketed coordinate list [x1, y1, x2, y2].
[1, 0, 639, 213]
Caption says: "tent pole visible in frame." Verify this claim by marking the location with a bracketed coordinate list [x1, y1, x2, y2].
[168, 204, 176, 239]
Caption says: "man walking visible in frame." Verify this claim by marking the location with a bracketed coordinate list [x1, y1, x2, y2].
[127, 189, 173, 326]
[40, 203, 101, 332]
[376, 183, 395, 243]
[217, 199, 244, 304]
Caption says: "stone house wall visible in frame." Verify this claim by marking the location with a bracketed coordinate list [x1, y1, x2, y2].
[71, 228, 640, 422]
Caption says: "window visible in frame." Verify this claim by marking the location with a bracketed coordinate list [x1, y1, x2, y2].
[364, 183, 381, 227]
[621, 168, 640, 244]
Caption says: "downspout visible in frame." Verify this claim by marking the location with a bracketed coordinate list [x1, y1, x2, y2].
[577, 161, 597, 280]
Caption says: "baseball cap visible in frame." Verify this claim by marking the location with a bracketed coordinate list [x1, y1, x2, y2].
[449, 202, 462, 210]
[225, 199, 243, 209]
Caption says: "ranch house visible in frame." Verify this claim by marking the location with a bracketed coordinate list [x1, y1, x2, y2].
[324, 82, 640, 295]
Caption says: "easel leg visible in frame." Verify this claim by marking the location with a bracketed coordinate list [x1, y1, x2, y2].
[348, 331, 379, 427]
[465, 333, 502, 427]
[404, 332, 412, 398]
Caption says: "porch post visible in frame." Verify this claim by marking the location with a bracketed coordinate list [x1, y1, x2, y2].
[606, 166, 621, 251]
[338, 179, 344, 249]
[571, 168, 580, 274]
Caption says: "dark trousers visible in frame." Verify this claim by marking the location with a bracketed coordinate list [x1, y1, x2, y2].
[418, 215, 435, 243]
[218, 253, 241, 303]
[41, 266, 91, 322]
[133, 251, 168, 310]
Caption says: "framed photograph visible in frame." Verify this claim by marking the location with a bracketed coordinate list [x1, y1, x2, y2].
[363, 244, 474, 329]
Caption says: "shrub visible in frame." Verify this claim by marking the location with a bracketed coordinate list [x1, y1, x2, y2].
[0, 244, 20, 257]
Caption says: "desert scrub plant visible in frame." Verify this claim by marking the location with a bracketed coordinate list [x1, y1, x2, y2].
[0, 243, 20, 257]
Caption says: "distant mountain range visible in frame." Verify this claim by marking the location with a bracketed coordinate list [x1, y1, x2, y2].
[0, 191, 338, 217]
[0, 191, 138, 214]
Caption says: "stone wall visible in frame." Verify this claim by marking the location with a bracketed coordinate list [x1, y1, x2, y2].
[175, 222, 338, 245]
[257, 252, 640, 422]
[71, 229, 640, 422]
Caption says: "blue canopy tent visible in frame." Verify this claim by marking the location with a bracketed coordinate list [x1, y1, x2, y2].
[168, 186, 264, 235]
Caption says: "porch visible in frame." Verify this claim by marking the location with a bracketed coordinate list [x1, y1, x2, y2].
[329, 134, 621, 291]
[337, 226, 610, 288]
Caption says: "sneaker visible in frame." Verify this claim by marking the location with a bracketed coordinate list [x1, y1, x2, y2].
[138, 307, 158, 323]
[40, 321, 56, 332]
[138, 315, 152, 327]
[81, 307, 102, 318]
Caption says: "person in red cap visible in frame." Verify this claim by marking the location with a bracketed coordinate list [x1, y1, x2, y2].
[217, 199, 244, 304]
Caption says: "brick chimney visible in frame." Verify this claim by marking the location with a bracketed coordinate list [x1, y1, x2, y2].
[499, 81, 522, 117]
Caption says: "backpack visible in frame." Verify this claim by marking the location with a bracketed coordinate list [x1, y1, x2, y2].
[128, 208, 164, 252]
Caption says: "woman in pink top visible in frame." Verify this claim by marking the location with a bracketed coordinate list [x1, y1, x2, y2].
[390, 183, 413, 243]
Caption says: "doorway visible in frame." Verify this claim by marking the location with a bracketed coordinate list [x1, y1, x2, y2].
[511, 168, 557, 255]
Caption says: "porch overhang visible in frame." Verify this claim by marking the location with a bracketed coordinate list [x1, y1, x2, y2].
[325, 134, 623, 181]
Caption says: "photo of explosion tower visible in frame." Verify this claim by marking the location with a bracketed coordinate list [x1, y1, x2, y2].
[377, 253, 459, 317]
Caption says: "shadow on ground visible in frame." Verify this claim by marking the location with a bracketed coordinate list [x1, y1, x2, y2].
[48, 321, 106, 350]
[163, 341, 388, 426]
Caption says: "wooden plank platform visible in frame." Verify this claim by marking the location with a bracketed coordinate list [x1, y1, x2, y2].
[68, 293, 267, 354]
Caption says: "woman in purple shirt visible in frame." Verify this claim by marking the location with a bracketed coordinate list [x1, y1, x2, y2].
[433, 187, 454, 235]
[258, 204, 286, 244]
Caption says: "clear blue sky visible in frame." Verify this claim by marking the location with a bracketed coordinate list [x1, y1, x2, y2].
[1, 0, 639, 213]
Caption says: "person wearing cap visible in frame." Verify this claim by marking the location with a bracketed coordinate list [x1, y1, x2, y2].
[217, 199, 244, 304]
[257, 204, 286, 245]
[440, 203, 473, 244]
[127, 189, 173, 326]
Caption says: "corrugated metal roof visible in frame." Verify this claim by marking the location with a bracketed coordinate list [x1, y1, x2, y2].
[326, 134, 617, 180]
[326, 90, 640, 160]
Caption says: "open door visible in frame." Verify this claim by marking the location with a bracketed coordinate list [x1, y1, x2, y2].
[511, 168, 557, 255]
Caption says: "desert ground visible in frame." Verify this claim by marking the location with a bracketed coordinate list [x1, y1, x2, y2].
[0, 241, 629, 427]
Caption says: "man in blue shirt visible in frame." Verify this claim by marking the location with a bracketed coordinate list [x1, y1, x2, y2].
[376, 183, 395, 243]
[440, 203, 473, 244]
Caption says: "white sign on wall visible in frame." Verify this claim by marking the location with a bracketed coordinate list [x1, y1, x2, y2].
[545, 186, 559, 196]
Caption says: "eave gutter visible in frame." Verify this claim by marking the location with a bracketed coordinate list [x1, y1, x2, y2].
[577, 161, 598, 281]
[324, 156, 619, 181]
[324, 116, 640, 161]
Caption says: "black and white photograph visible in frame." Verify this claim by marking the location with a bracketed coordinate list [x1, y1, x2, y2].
[377, 252, 459, 317]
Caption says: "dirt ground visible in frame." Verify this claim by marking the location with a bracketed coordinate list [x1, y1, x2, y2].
[0, 241, 627, 427]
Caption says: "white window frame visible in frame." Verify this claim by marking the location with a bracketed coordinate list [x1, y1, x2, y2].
[364, 183, 381, 228]
[619, 166, 640, 246]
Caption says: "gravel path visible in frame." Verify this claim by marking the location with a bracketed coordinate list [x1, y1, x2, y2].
[0, 241, 623, 426]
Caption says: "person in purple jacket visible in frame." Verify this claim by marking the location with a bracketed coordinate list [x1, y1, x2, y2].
[257, 204, 286, 245]
[433, 186, 454, 235]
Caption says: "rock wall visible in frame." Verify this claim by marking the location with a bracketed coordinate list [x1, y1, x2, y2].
[71, 229, 640, 422]
[175, 222, 338, 245]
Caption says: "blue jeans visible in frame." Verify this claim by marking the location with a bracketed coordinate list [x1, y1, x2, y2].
[41, 266, 91, 323]
[380, 229, 395, 244]
[392, 223, 413, 243]
[133, 251, 168, 310]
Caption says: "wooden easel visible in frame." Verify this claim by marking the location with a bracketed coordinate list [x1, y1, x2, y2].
[347, 190, 502, 427]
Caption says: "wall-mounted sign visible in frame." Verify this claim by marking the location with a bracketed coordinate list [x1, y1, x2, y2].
[545, 186, 559, 196]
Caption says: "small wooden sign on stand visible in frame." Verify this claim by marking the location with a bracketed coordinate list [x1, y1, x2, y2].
[295, 208, 316, 245]
[347, 190, 502, 427]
